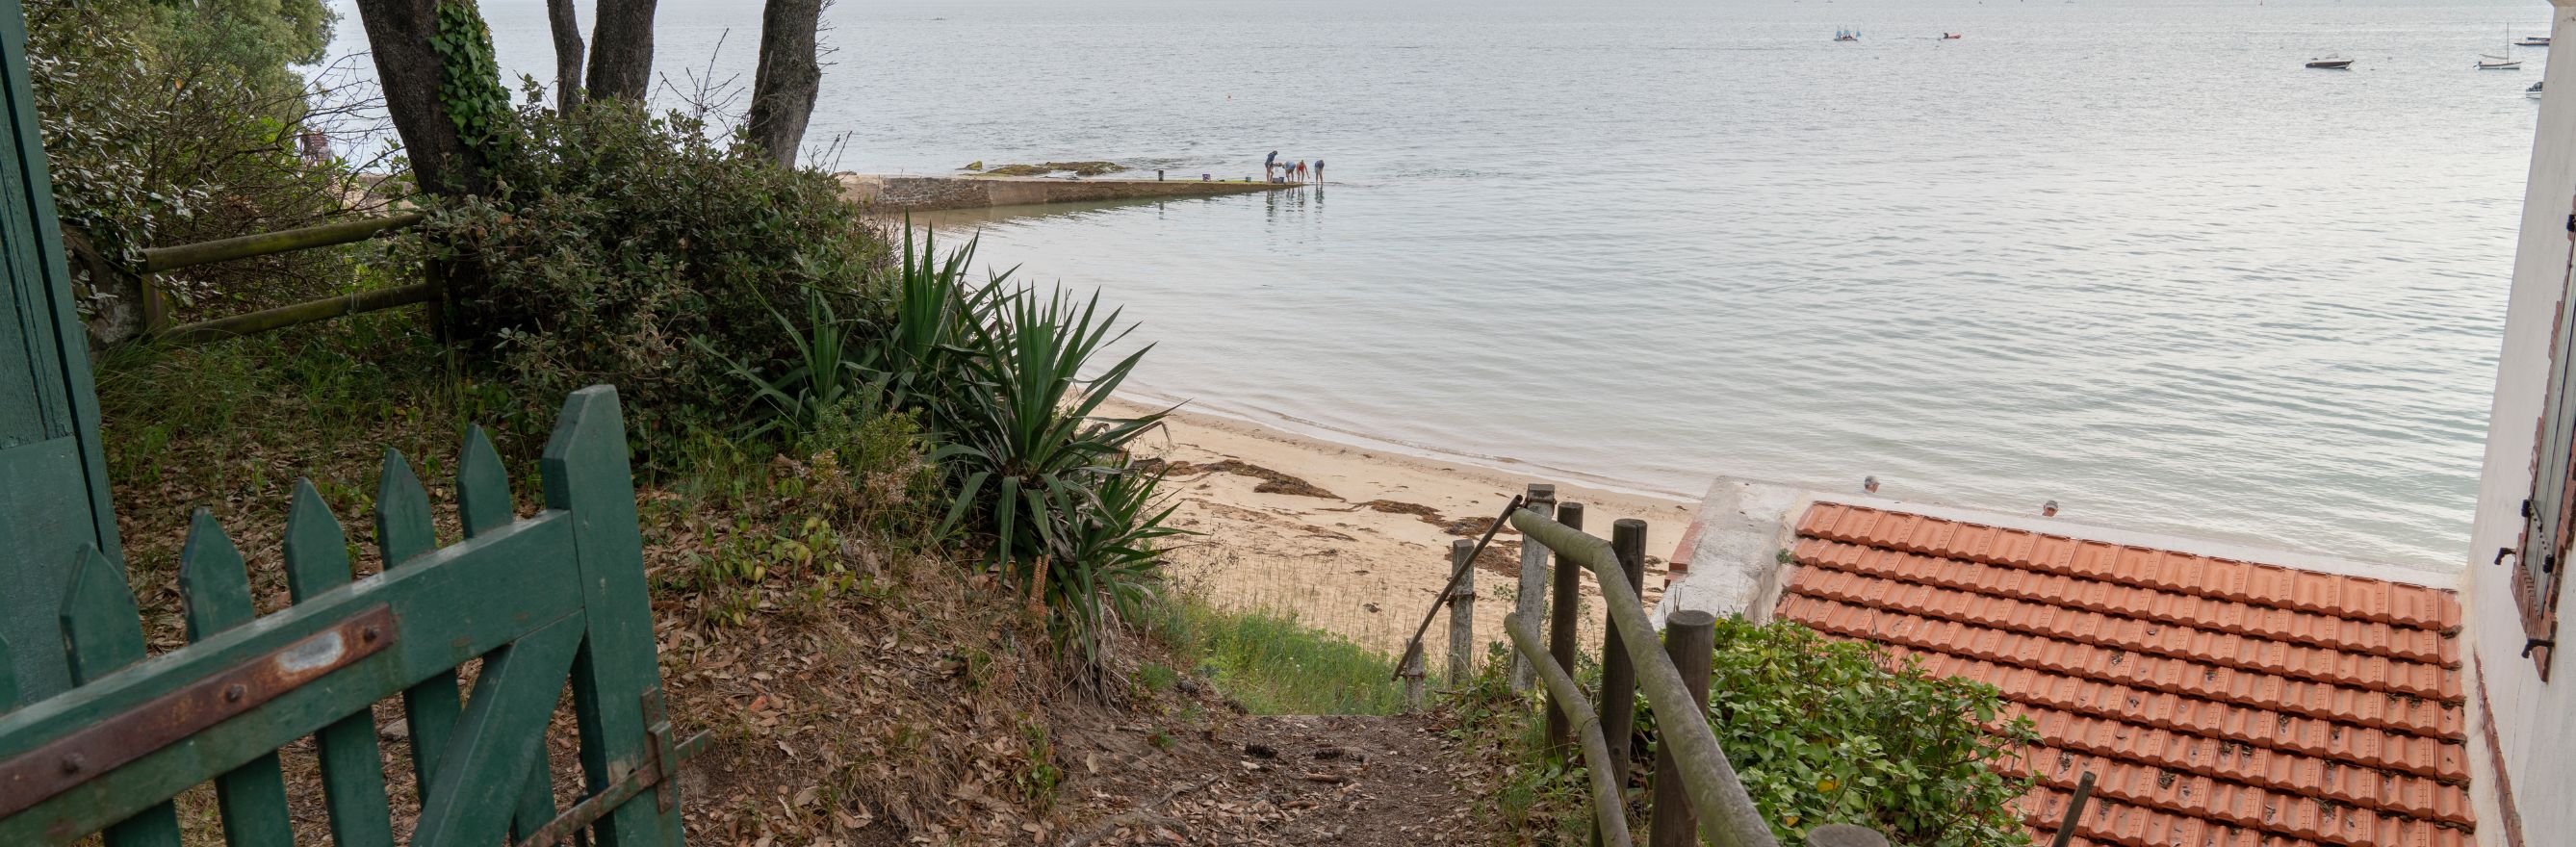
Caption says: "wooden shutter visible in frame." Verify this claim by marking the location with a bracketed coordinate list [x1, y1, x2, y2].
[2512, 206, 2576, 679]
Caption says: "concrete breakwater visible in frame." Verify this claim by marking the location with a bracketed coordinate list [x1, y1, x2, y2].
[838, 173, 1294, 213]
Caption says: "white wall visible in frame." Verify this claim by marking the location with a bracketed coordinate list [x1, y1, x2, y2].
[2463, 3, 2576, 841]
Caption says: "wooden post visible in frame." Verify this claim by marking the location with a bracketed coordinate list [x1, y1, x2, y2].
[1510, 483, 1557, 692]
[1601, 520, 1647, 788]
[1649, 609, 1716, 847]
[2047, 771, 2099, 847]
[1447, 539, 1476, 687]
[1546, 502, 1584, 760]
[1400, 646, 1426, 713]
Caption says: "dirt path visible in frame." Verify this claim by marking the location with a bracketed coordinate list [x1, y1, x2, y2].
[1058, 714, 1484, 846]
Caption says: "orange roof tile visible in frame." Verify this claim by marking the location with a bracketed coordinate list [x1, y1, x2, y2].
[1776, 503, 2471, 847]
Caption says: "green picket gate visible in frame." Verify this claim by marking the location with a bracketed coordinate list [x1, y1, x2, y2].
[0, 387, 706, 846]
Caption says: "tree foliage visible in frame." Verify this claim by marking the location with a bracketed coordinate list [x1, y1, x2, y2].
[27, 0, 373, 323]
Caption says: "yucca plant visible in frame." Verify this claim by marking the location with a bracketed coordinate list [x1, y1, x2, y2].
[1044, 465, 1187, 652]
[872, 225, 1003, 427]
[935, 282, 1175, 657]
[693, 290, 879, 440]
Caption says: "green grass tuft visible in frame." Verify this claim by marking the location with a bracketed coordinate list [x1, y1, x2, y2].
[1153, 596, 1409, 715]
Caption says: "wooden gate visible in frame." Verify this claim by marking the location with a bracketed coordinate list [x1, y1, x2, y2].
[0, 387, 704, 846]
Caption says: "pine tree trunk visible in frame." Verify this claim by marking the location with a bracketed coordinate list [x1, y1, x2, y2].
[586, 0, 659, 102]
[548, 0, 586, 113]
[745, 0, 824, 167]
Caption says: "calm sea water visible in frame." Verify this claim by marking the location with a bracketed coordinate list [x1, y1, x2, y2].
[326, 0, 2550, 571]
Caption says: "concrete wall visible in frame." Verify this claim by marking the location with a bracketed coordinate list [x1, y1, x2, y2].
[2460, 5, 2576, 844]
[838, 173, 1288, 213]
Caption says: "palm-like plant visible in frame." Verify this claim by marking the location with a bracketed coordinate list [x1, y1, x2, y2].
[694, 291, 874, 440]
[875, 225, 1002, 426]
[935, 282, 1176, 655]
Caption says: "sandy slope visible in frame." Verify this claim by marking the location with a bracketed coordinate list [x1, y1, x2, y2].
[1108, 398, 1695, 658]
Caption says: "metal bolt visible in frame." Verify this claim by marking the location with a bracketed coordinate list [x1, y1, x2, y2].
[361, 626, 380, 644]
[59, 754, 83, 776]
[224, 683, 246, 703]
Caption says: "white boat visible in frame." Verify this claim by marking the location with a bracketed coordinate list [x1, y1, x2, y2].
[2531, 80, 2546, 98]
[2482, 26, 2525, 69]
[2306, 55, 2355, 69]
[2519, 35, 2552, 47]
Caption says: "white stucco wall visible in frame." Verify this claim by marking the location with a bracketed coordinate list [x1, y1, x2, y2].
[2461, 4, 2576, 842]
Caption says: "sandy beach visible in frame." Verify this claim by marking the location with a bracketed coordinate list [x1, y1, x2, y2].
[1108, 397, 1696, 658]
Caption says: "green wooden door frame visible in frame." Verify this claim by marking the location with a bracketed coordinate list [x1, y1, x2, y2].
[0, 0, 123, 703]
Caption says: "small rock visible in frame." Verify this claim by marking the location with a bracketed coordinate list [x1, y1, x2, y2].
[1312, 746, 1344, 760]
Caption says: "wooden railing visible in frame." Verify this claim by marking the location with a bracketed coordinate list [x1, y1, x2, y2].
[1410, 483, 1898, 847]
[129, 213, 429, 344]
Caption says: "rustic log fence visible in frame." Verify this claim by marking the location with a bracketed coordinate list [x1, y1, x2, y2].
[126, 212, 428, 344]
[1401, 483, 1900, 847]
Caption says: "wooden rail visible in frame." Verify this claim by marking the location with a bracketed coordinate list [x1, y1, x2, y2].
[132, 213, 429, 343]
[1502, 503, 1784, 847]
[140, 213, 423, 273]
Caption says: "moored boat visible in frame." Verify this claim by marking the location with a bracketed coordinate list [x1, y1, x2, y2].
[2531, 80, 2546, 98]
[2306, 55, 2355, 69]
[2481, 26, 2524, 68]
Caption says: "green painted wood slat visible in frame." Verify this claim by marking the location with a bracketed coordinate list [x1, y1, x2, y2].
[375, 449, 466, 805]
[544, 387, 685, 847]
[282, 481, 397, 847]
[177, 512, 296, 846]
[413, 613, 583, 847]
[59, 547, 183, 847]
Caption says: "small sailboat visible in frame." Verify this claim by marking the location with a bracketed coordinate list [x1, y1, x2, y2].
[2531, 80, 2546, 98]
[2481, 26, 2524, 69]
[2306, 54, 2355, 69]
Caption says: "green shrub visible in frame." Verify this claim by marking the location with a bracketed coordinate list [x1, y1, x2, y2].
[1649, 619, 2036, 847]
[420, 99, 886, 459]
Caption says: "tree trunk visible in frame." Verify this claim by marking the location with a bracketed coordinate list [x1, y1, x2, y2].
[548, 0, 586, 113]
[586, 0, 660, 102]
[350, 0, 497, 343]
[745, 0, 824, 167]
[352, 0, 488, 197]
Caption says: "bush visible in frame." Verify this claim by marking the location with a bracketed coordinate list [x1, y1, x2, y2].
[421, 98, 887, 458]
[29, 0, 367, 322]
[1656, 619, 2036, 847]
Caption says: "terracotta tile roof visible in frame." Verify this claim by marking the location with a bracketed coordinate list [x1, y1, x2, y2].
[1774, 502, 2470, 847]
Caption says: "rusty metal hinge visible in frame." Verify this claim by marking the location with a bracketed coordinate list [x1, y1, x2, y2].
[0, 605, 395, 820]
[509, 688, 708, 847]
